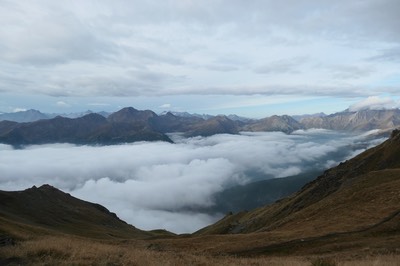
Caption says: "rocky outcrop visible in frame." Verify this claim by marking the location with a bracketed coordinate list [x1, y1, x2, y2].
[243, 115, 303, 133]
[301, 109, 400, 131]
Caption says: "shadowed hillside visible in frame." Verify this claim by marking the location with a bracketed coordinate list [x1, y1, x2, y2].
[0, 184, 151, 240]
[0, 110, 172, 146]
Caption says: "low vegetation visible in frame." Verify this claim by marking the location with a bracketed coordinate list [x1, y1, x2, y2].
[0, 235, 309, 266]
[1, 235, 399, 265]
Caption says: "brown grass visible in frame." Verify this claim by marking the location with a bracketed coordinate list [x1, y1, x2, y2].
[1, 236, 399, 266]
[0, 235, 309, 265]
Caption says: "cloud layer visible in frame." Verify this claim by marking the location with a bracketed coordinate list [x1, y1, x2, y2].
[0, 130, 385, 233]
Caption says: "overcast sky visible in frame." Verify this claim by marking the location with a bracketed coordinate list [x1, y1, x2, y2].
[1, 0, 399, 117]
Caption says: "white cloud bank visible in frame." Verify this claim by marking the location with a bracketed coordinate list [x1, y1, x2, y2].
[348, 96, 400, 111]
[0, 131, 385, 233]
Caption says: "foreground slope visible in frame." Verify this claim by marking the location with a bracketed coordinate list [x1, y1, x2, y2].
[0, 184, 151, 240]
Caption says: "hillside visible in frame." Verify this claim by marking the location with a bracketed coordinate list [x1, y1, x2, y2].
[196, 129, 400, 237]
[243, 115, 303, 133]
[210, 171, 321, 213]
[184, 115, 239, 137]
[0, 184, 151, 240]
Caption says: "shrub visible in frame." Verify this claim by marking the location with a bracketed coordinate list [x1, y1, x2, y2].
[311, 257, 337, 266]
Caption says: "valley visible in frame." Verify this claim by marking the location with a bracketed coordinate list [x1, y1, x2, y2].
[0, 115, 399, 264]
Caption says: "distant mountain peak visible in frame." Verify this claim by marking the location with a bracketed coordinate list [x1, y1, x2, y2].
[107, 107, 154, 123]
[243, 114, 303, 133]
[301, 108, 400, 131]
[0, 109, 49, 123]
[119, 107, 139, 113]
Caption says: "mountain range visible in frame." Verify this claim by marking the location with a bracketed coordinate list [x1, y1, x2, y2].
[1, 129, 399, 264]
[0, 109, 110, 123]
[1, 107, 400, 146]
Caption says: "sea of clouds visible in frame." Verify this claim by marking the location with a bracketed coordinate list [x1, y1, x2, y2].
[0, 129, 385, 233]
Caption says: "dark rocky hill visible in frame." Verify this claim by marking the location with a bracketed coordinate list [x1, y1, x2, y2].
[0, 184, 151, 239]
[0, 111, 172, 146]
[150, 112, 204, 133]
[184, 115, 239, 137]
[243, 115, 303, 133]
[107, 107, 157, 123]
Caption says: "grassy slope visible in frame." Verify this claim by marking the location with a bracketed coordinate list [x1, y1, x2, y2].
[0, 184, 151, 240]
[211, 170, 321, 213]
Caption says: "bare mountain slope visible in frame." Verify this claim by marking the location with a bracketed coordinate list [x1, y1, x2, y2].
[301, 109, 400, 131]
[243, 115, 303, 133]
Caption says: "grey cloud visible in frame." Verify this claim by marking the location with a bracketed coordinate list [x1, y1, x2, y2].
[254, 57, 306, 74]
[0, 130, 384, 233]
[205, 64, 239, 72]
[0, 2, 116, 65]
[120, 45, 184, 67]
[368, 46, 400, 63]
[329, 65, 375, 80]
[167, 84, 380, 98]
[35, 70, 186, 97]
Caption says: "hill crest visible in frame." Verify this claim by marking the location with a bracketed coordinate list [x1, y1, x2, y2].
[0, 184, 151, 239]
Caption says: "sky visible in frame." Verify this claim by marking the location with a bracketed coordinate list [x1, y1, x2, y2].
[1, 0, 400, 117]
[0, 130, 385, 233]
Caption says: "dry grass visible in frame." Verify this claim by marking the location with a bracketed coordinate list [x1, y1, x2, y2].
[339, 255, 400, 266]
[0, 235, 307, 266]
[1, 236, 400, 266]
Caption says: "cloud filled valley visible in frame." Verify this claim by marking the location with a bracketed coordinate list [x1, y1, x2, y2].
[0, 130, 385, 233]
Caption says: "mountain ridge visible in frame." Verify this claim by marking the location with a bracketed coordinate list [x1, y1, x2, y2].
[0, 107, 400, 146]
